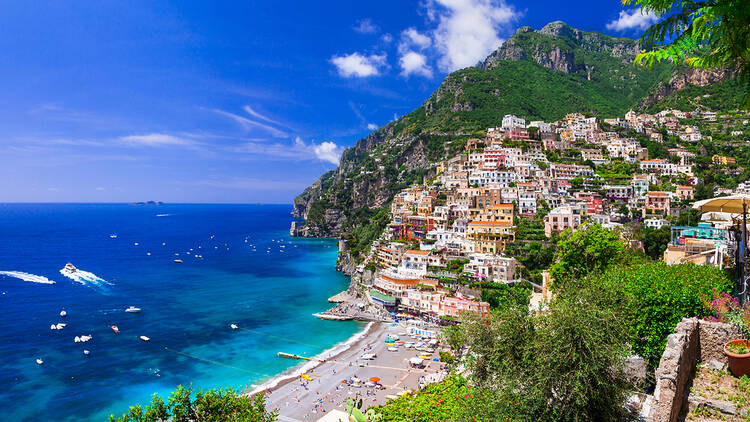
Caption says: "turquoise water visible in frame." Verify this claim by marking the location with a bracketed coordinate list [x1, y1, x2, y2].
[0, 204, 360, 422]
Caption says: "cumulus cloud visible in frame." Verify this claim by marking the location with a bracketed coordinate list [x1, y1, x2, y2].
[367, 123, 379, 130]
[294, 137, 344, 164]
[399, 27, 432, 52]
[381, 33, 394, 43]
[427, 0, 520, 72]
[353, 18, 379, 34]
[330, 52, 387, 78]
[399, 51, 433, 77]
[606, 8, 659, 32]
[120, 133, 195, 147]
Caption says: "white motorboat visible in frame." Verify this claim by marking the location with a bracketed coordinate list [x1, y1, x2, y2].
[36, 358, 43, 365]
[173, 259, 183, 264]
[111, 325, 119, 333]
[60, 310, 67, 317]
[230, 324, 238, 330]
[83, 350, 90, 355]
[140, 336, 150, 342]
[125, 306, 141, 313]
[50, 324, 57, 330]
[63, 263, 77, 273]
[110, 234, 117, 239]
[134, 242, 139, 246]
[78, 335, 92, 343]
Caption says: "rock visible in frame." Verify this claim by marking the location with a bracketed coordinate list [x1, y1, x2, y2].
[624, 355, 647, 388]
[705, 359, 725, 372]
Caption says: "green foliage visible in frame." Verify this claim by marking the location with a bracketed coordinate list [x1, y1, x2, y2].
[479, 283, 532, 310]
[505, 240, 556, 284]
[549, 224, 626, 288]
[373, 376, 475, 422]
[344, 207, 392, 260]
[452, 280, 633, 421]
[643, 226, 671, 260]
[647, 78, 746, 113]
[601, 262, 733, 368]
[626, 0, 750, 108]
[108, 385, 277, 422]
[438, 351, 455, 364]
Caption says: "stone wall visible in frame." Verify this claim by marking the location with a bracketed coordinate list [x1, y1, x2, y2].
[648, 318, 742, 422]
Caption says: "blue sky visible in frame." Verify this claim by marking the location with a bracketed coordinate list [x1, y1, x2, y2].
[0, 1, 658, 203]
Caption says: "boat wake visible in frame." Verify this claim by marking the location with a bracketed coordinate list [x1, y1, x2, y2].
[0, 271, 56, 284]
[59, 265, 113, 289]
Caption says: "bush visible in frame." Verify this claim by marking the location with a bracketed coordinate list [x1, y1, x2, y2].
[109, 385, 277, 422]
[549, 223, 626, 289]
[438, 351, 455, 364]
[373, 376, 476, 421]
[600, 262, 733, 368]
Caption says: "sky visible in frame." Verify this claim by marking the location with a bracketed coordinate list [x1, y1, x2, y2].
[0, 1, 659, 203]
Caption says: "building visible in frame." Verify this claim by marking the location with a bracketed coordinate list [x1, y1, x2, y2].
[643, 191, 671, 218]
[543, 206, 583, 237]
[463, 253, 518, 282]
[441, 295, 490, 318]
[712, 155, 737, 166]
[502, 114, 526, 130]
[676, 185, 695, 201]
[467, 220, 515, 254]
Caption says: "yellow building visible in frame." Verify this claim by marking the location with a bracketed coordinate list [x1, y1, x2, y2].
[467, 220, 516, 254]
[712, 155, 737, 165]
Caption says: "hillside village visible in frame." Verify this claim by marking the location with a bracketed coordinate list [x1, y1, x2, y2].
[347, 108, 750, 320]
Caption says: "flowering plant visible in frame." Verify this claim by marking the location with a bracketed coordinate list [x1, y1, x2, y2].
[702, 288, 750, 341]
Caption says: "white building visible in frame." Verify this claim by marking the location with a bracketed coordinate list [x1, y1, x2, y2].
[502, 114, 526, 130]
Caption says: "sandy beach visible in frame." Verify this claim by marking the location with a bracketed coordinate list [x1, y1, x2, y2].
[255, 322, 446, 421]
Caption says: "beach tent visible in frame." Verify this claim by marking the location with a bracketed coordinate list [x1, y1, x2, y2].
[369, 377, 380, 383]
[409, 357, 424, 367]
[315, 409, 350, 422]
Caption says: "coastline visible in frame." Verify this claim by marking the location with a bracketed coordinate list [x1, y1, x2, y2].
[247, 321, 376, 397]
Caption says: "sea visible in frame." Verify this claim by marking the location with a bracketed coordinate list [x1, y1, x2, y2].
[0, 203, 362, 422]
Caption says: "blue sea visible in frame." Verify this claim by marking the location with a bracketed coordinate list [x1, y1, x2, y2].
[0, 203, 361, 422]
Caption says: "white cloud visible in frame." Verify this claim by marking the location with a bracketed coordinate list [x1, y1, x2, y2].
[95, 187, 105, 191]
[120, 133, 195, 147]
[242, 106, 283, 126]
[367, 123, 379, 130]
[381, 33, 394, 43]
[399, 28, 432, 53]
[606, 8, 659, 32]
[353, 18, 378, 34]
[207, 108, 288, 138]
[399, 51, 433, 78]
[232, 137, 344, 165]
[427, 0, 520, 72]
[295, 137, 344, 165]
[330, 52, 387, 78]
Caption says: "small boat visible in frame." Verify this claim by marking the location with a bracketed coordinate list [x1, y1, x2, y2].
[140, 336, 150, 342]
[79, 335, 92, 342]
[146, 252, 151, 256]
[55, 323, 66, 330]
[111, 325, 119, 333]
[230, 324, 238, 330]
[74, 336, 81, 343]
[63, 263, 77, 273]
[83, 350, 90, 355]
[60, 310, 67, 317]
[110, 234, 117, 239]
[134, 242, 139, 246]
[173, 259, 183, 264]
[125, 306, 141, 313]
[50, 324, 57, 330]
[36, 358, 43, 365]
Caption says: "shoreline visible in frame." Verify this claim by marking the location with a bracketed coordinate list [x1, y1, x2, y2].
[247, 321, 376, 397]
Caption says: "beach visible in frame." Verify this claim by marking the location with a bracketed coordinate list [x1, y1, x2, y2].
[256, 322, 446, 421]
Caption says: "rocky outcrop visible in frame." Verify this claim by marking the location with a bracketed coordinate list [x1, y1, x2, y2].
[638, 67, 734, 110]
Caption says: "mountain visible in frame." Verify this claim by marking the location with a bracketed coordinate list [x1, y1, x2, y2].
[291, 21, 736, 260]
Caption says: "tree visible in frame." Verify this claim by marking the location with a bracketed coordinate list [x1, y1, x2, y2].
[625, 0, 750, 108]
[549, 224, 626, 289]
[643, 226, 671, 260]
[109, 386, 277, 422]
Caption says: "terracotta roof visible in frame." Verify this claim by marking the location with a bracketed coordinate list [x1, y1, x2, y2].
[406, 250, 430, 255]
[647, 192, 669, 196]
[469, 220, 512, 226]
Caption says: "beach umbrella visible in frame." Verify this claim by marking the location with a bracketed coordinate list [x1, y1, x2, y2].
[694, 194, 750, 303]
[369, 377, 380, 383]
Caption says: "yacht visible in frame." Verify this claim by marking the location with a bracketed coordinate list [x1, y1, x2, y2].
[140, 336, 150, 342]
[83, 350, 90, 355]
[36, 358, 43, 365]
[109, 234, 117, 239]
[111, 325, 119, 333]
[63, 263, 77, 273]
[230, 324, 238, 330]
[173, 259, 183, 264]
[125, 306, 141, 313]
[60, 310, 67, 317]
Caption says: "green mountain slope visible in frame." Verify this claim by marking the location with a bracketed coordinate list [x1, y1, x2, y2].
[291, 21, 736, 260]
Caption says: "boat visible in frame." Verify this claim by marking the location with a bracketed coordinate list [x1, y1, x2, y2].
[125, 306, 141, 313]
[146, 252, 151, 256]
[79, 335, 92, 342]
[60, 310, 67, 317]
[109, 234, 117, 239]
[134, 242, 139, 246]
[63, 263, 77, 273]
[83, 350, 90, 355]
[230, 324, 238, 330]
[111, 325, 119, 333]
[50, 324, 57, 330]
[36, 358, 43, 365]
[74, 336, 81, 343]
[173, 259, 183, 264]
[140, 336, 150, 342]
